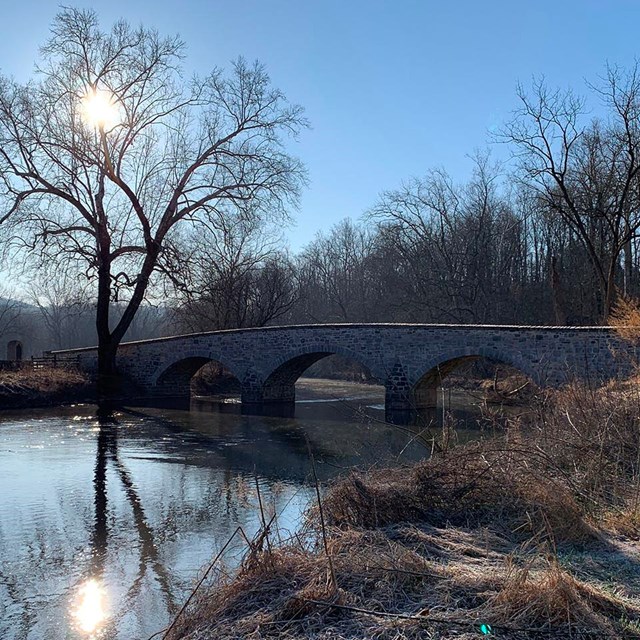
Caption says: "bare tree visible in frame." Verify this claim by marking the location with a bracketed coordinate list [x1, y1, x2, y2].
[295, 219, 377, 322]
[249, 255, 298, 327]
[368, 154, 526, 323]
[29, 267, 94, 349]
[170, 212, 297, 331]
[0, 8, 306, 395]
[0, 284, 22, 339]
[500, 67, 640, 320]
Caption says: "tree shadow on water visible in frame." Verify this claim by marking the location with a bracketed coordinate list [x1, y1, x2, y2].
[88, 410, 177, 634]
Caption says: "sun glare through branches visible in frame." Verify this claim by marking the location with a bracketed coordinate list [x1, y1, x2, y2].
[80, 87, 119, 129]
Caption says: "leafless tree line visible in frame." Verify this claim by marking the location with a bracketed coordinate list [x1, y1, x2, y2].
[6, 128, 640, 354]
[291, 65, 640, 327]
[3, 9, 640, 363]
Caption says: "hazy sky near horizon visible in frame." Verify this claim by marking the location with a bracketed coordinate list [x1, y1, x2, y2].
[1, 1, 639, 249]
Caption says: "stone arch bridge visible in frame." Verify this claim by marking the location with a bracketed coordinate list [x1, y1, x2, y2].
[51, 324, 631, 423]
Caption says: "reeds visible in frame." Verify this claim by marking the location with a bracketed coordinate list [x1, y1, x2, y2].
[165, 382, 640, 640]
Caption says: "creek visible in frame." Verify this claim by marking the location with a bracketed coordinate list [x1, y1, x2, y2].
[0, 379, 523, 639]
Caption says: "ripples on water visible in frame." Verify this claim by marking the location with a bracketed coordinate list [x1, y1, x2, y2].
[0, 381, 502, 639]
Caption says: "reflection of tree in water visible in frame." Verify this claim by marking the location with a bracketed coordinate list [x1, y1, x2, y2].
[89, 420, 110, 576]
[90, 414, 177, 633]
[0, 569, 35, 637]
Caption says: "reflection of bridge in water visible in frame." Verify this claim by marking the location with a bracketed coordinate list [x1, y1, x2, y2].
[52, 324, 631, 424]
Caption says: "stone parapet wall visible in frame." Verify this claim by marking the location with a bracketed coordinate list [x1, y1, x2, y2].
[53, 324, 633, 423]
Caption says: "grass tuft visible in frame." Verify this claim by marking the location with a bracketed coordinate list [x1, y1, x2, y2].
[165, 381, 640, 640]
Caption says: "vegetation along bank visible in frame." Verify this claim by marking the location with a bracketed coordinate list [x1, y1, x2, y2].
[162, 380, 640, 640]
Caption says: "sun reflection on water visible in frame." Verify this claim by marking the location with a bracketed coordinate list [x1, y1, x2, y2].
[73, 579, 107, 634]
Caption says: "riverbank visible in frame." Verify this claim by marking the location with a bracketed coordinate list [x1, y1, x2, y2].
[0, 367, 94, 409]
[166, 383, 640, 639]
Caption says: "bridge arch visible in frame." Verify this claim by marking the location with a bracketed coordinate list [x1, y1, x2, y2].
[260, 343, 384, 404]
[408, 346, 544, 414]
[150, 350, 246, 401]
[412, 346, 544, 388]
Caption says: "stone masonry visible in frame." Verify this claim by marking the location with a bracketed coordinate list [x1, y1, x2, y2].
[51, 324, 634, 423]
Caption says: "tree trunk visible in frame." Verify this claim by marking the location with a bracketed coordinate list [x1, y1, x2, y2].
[95, 230, 119, 405]
[97, 338, 117, 374]
[603, 262, 618, 323]
[95, 247, 159, 409]
[550, 255, 566, 324]
[624, 236, 633, 297]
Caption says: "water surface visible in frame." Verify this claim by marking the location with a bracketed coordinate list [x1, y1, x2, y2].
[0, 380, 505, 639]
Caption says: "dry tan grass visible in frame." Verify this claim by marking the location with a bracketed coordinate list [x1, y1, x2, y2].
[484, 557, 629, 633]
[0, 366, 92, 406]
[165, 383, 640, 640]
[167, 521, 640, 639]
[320, 442, 596, 546]
[602, 508, 640, 538]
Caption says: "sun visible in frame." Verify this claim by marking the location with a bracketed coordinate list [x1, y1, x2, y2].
[81, 88, 118, 129]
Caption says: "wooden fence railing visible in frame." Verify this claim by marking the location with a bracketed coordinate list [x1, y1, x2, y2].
[32, 353, 81, 370]
[0, 354, 81, 371]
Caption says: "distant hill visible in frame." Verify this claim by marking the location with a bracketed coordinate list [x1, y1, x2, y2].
[0, 298, 39, 312]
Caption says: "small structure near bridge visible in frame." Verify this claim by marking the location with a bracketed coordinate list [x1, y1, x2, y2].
[7, 340, 22, 362]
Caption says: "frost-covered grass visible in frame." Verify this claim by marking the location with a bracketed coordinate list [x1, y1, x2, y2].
[166, 382, 640, 640]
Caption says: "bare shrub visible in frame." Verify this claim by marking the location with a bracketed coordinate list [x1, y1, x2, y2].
[532, 384, 640, 520]
[610, 294, 640, 345]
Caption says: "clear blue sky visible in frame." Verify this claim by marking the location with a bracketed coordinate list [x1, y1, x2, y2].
[1, 1, 639, 249]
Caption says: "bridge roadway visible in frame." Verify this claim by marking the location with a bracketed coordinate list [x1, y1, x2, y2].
[51, 323, 630, 423]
